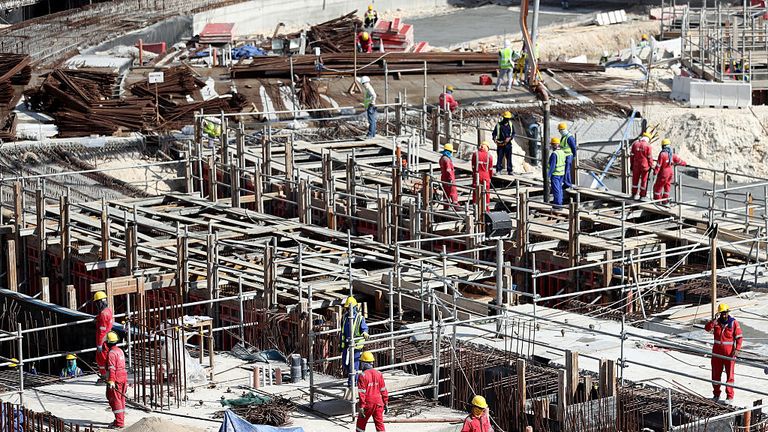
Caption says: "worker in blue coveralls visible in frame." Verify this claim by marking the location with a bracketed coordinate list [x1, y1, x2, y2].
[340, 296, 369, 386]
[557, 122, 577, 188]
[493, 111, 515, 175]
[548, 137, 566, 208]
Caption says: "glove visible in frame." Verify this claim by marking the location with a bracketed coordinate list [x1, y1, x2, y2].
[107, 381, 115, 389]
[362, 332, 370, 340]
[96, 346, 103, 353]
[358, 407, 366, 417]
[384, 405, 389, 415]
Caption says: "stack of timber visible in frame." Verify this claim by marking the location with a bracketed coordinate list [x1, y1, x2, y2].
[0, 53, 32, 140]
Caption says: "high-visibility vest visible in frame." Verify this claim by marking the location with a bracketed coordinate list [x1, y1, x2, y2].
[551, 149, 566, 176]
[365, 11, 377, 22]
[499, 47, 513, 69]
[560, 132, 573, 156]
[341, 311, 366, 350]
[363, 85, 374, 108]
[203, 120, 221, 138]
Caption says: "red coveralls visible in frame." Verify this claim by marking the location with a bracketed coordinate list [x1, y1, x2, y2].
[355, 368, 388, 432]
[95, 306, 114, 376]
[630, 137, 654, 198]
[106, 345, 128, 427]
[705, 317, 743, 400]
[439, 154, 459, 208]
[460, 412, 494, 432]
[471, 148, 493, 210]
[438, 92, 459, 112]
[652, 148, 686, 203]
[358, 34, 373, 53]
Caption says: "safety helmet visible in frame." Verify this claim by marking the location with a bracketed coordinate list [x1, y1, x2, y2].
[504, 40, 511, 48]
[106, 331, 119, 344]
[359, 76, 371, 84]
[361, 32, 370, 41]
[444, 143, 454, 152]
[480, 140, 489, 150]
[368, 4, 374, 10]
[360, 351, 375, 363]
[471, 395, 488, 409]
[502, 111, 512, 119]
[93, 291, 107, 302]
[557, 122, 567, 131]
[446, 85, 455, 92]
[66, 354, 77, 361]
[344, 296, 358, 308]
[8, 358, 18, 368]
[661, 138, 671, 146]
[642, 132, 652, 138]
[550, 137, 561, 145]
[718, 303, 730, 313]
[642, 34, 649, 40]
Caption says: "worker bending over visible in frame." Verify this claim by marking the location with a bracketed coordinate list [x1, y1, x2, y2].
[93, 291, 113, 382]
[639, 34, 650, 48]
[60, 354, 83, 378]
[557, 122, 577, 188]
[461, 395, 494, 432]
[494, 40, 518, 92]
[439, 143, 459, 208]
[630, 132, 654, 199]
[471, 141, 493, 211]
[548, 137, 566, 207]
[359, 76, 377, 139]
[492, 112, 515, 175]
[438, 86, 459, 112]
[652, 138, 686, 204]
[363, 5, 378, 28]
[358, 32, 373, 53]
[706, 304, 743, 405]
[355, 351, 388, 432]
[105, 331, 127, 428]
[341, 296, 369, 386]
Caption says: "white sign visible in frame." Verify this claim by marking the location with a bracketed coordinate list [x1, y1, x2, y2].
[148, 72, 165, 84]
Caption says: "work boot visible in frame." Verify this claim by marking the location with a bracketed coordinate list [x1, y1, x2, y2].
[711, 395, 720, 402]
[724, 398, 734, 406]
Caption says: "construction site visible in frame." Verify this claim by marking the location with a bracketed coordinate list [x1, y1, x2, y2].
[1, 0, 768, 431]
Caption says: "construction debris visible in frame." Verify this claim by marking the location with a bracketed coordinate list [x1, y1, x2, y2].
[0, 53, 31, 140]
[216, 394, 296, 426]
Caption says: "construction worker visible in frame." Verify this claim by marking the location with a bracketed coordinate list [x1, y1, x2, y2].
[60, 354, 83, 378]
[1, 358, 18, 371]
[358, 31, 373, 53]
[652, 138, 686, 204]
[639, 34, 650, 48]
[104, 331, 127, 428]
[364, 5, 378, 28]
[439, 143, 459, 209]
[548, 137, 566, 207]
[493, 112, 515, 175]
[93, 291, 113, 382]
[461, 395, 494, 432]
[705, 304, 743, 404]
[341, 296, 369, 386]
[438, 85, 459, 112]
[359, 76, 377, 139]
[513, 53, 526, 85]
[202, 118, 221, 148]
[494, 40, 517, 92]
[471, 141, 494, 211]
[355, 351, 389, 432]
[558, 122, 577, 188]
[630, 132, 654, 199]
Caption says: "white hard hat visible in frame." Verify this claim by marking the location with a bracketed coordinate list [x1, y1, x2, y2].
[360, 76, 371, 84]
[504, 40, 511, 48]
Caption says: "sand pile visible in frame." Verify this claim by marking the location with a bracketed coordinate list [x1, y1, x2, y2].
[123, 417, 204, 432]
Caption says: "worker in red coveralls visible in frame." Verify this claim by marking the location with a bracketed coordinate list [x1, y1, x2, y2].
[439, 143, 459, 209]
[630, 131, 654, 200]
[652, 138, 686, 204]
[461, 395, 494, 432]
[104, 331, 127, 428]
[358, 32, 373, 53]
[93, 291, 113, 382]
[705, 303, 743, 405]
[438, 85, 459, 113]
[355, 351, 388, 432]
[471, 141, 493, 211]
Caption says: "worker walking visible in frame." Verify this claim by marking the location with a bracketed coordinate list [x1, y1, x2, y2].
[558, 122, 577, 188]
[471, 141, 494, 211]
[93, 291, 113, 382]
[341, 296, 370, 386]
[105, 331, 127, 428]
[461, 395, 494, 432]
[355, 351, 388, 432]
[494, 40, 517, 92]
[438, 85, 459, 112]
[548, 137, 566, 207]
[60, 354, 83, 378]
[363, 5, 378, 29]
[630, 132, 654, 199]
[439, 143, 459, 208]
[358, 32, 373, 53]
[705, 304, 743, 404]
[493, 112, 515, 175]
[652, 138, 686, 204]
[359, 76, 377, 139]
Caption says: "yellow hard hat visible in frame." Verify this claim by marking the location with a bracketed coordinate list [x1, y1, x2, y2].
[471, 395, 488, 409]
[8, 358, 18, 368]
[368, 4, 374, 10]
[446, 85, 455, 92]
[106, 331, 119, 344]
[550, 137, 560, 145]
[642, 34, 649, 40]
[502, 111, 512, 119]
[93, 291, 107, 302]
[444, 143, 454, 152]
[557, 122, 567, 130]
[718, 303, 730, 313]
[360, 351, 375, 363]
[661, 138, 671, 146]
[66, 354, 76, 361]
[480, 140, 489, 149]
[361, 32, 370, 41]
[344, 296, 358, 308]
[642, 132, 652, 138]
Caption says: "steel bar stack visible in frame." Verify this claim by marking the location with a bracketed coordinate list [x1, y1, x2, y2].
[0, 53, 31, 140]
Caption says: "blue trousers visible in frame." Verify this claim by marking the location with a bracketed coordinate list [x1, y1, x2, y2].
[341, 349, 361, 385]
[551, 175, 564, 206]
[496, 145, 513, 174]
[564, 155, 574, 188]
[366, 106, 377, 138]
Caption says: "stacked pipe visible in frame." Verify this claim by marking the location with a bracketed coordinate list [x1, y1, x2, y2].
[129, 66, 207, 100]
[0, 53, 31, 140]
[276, 11, 363, 54]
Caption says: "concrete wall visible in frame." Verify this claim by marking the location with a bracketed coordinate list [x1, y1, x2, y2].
[85, 15, 193, 54]
[192, 0, 449, 36]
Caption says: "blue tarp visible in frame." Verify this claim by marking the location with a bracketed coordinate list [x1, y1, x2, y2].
[232, 45, 267, 59]
[219, 409, 304, 432]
